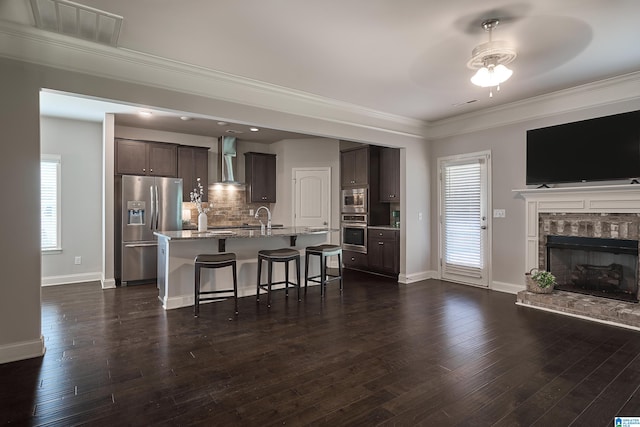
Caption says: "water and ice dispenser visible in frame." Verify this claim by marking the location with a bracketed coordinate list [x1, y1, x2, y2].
[127, 201, 146, 225]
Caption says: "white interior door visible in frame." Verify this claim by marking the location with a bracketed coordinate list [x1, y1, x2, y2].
[293, 168, 331, 228]
[438, 152, 491, 287]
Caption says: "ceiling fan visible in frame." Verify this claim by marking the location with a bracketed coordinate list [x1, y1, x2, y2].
[467, 18, 517, 97]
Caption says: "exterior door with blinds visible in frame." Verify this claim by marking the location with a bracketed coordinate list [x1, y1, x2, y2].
[439, 152, 491, 287]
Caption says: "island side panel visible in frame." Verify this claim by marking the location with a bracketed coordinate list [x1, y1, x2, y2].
[157, 235, 169, 303]
[161, 233, 328, 310]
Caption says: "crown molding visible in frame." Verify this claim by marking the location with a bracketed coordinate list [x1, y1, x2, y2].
[0, 20, 426, 140]
[427, 72, 640, 139]
[5, 19, 636, 143]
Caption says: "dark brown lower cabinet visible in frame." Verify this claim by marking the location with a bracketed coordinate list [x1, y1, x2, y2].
[342, 250, 368, 270]
[367, 228, 399, 276]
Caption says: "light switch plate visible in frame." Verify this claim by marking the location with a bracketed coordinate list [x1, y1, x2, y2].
[493, 209, 506, 218]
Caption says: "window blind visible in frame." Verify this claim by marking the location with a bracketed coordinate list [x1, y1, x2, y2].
[41, 155, 61, 250]
[442, 161, 483, 278]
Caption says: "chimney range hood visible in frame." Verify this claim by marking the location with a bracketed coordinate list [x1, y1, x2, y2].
[216, 136, 245, 186]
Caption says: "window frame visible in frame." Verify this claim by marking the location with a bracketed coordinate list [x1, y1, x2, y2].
[41, 154, 62, 253]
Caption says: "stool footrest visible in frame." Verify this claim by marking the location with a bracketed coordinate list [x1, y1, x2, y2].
[306, 274, 341, 285]
[198, 289, 236, 296]
[257, 280, 296, 290]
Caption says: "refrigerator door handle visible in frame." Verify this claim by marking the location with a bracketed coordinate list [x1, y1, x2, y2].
[149, 185, 156, 230]
[124, 243, 158, 248]
[155, 185, 160, 230]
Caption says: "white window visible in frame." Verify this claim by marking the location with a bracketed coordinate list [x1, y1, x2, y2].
[41, 154, 61, 251]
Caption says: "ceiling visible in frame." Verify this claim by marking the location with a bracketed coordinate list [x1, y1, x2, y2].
[6, 1, 640, 138]
[39, 91, 318, 143]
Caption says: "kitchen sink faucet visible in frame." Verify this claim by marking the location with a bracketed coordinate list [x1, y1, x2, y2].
[254, 206, 272, 234]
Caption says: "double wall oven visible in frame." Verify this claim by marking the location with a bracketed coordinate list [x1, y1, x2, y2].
[341, 188, 368, 253]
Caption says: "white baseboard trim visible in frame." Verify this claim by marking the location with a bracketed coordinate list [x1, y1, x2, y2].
[162, 294, 193, 310]
[492, 281, 524, 295]
[0, 336, 45, 364]
[42, 272, 103, 286]
[101, 278, 117, 289]
[398, 270, 437, 284]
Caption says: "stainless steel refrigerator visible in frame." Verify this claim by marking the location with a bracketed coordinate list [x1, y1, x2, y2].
[116, 175, 183, 285]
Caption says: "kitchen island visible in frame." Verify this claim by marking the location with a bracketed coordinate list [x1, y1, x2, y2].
[154, 227, 337, 310]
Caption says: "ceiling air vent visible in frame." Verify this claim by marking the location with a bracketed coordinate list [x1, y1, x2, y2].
[30, 0, 123, 46]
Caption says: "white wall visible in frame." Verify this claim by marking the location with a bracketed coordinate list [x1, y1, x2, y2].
[40, 117, 103, 285]
[0, 59, 43, 363]
[270, 138, 341, 243]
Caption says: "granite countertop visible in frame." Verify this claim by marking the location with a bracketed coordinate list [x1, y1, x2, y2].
[368, 225, 400, 231]
[182, 223, 284, 230]
[155, 226, 337, 241]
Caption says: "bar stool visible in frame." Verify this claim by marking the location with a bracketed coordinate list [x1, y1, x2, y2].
[256, 248, 301, 307]
[305, 244, 343, 297]
[194, 253, 238, 317]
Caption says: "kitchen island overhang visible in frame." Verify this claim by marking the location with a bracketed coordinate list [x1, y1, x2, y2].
[154, 227, 337, 310]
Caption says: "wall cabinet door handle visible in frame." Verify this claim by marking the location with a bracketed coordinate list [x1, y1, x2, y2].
[378, 242, 384, 245]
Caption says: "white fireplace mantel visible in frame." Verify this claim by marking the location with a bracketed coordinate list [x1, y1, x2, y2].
[513, 184, 640, 272]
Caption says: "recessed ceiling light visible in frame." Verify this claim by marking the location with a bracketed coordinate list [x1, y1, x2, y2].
[249, 127, 260, 132]
[225, 129, 243, 134]
[180, 116, 192, 121]
[139, 111, 152, 117]
[217, 121, 228, 126]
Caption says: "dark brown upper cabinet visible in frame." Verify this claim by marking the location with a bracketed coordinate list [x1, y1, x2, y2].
[379, 147, 400, 202]
[178, 146, 209, 202]
[340, 147, 369, 187]
[115, 139, 177, 177]
[245, 152, 276, 203]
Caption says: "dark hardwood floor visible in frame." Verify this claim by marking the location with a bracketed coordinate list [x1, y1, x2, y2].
[2, 270, 639, 426]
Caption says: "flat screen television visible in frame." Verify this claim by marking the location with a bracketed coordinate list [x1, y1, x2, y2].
[526, 110, 640, 185]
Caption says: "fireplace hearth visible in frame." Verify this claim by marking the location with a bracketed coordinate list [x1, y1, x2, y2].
[546, 235, 639, 303]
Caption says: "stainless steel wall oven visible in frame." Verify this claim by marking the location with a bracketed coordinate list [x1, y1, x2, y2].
[341, 213, 368, 253]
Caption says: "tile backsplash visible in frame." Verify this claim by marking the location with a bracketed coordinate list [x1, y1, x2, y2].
[183, 186, 270, 227]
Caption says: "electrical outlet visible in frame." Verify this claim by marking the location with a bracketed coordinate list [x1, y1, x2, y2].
[74, 256, 82, 265]
[418, 212, 423, 221]
[493, 209, 506, 218]
[249, 209, 254, 216]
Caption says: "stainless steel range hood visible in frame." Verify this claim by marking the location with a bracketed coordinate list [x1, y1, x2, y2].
[216, 136, 244, 185]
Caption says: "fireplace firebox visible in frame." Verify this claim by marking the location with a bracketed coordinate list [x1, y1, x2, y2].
[546, 235, 639, 303]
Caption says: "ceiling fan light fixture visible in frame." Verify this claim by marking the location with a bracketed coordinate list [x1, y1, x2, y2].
[470, 63, 513, 87]
[467, 19, 516, 96]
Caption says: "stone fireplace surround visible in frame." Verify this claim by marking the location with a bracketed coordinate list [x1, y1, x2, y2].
[540, 214, 639, 302]
[515, 185, 640, 331]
